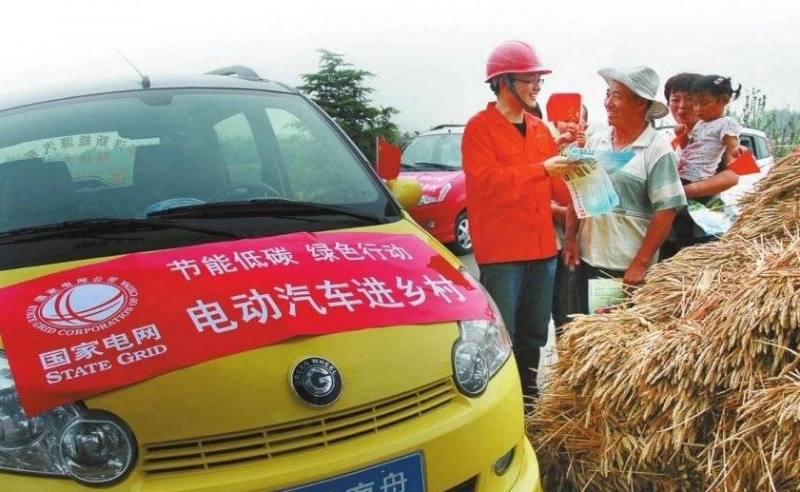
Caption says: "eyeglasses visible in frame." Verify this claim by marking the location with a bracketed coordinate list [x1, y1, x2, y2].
[513, 77, 545, 87]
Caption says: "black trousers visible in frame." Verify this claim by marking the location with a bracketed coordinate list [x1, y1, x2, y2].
[552, 257, 579, 336]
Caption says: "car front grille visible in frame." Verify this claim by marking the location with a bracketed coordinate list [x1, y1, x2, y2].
[446, 477, 477, 492]
[141, 379, 457, 475]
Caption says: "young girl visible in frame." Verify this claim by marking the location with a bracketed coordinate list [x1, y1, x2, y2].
[669, 75, 744, 252]
[677, 75, 743, 188]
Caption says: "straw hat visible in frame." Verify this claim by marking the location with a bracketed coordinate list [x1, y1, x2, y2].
[598, 66, 669, 120]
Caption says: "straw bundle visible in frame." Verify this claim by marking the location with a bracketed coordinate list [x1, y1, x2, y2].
[528, 154, 800, 491]
[703, 376, 800, 491]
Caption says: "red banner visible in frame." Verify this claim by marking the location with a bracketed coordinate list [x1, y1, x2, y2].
[0, 232, 491, 416]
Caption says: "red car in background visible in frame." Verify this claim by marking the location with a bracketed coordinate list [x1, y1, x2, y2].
[400, 124, 472, 255]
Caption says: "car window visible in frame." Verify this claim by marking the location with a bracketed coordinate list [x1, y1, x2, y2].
[754, 135, 771, 159]
[266, 107, 378, 204]
[0, 89, 390, 243]
[402, 133, 463, 168]
[739, 134, 755, 156]
[214, 113, 262, 184]
[441, 138, 462, 166]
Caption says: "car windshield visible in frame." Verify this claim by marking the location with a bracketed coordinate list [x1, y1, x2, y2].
[0, 88, 397, 268]
[401, 132, 463, 170]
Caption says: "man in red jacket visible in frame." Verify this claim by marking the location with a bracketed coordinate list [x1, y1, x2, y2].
[462, 40, 577, 402]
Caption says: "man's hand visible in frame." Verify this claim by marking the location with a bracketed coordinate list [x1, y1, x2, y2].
[563, 203, 580, 266]
[562, 237, 580, 266]
[543, 155, 578, 176]
[623, 260, 648, 289]
[623, 208, 676, 289]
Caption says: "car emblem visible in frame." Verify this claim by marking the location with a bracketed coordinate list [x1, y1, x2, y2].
[289, 357, 343, 407]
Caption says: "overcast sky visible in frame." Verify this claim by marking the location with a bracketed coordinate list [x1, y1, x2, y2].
[2, 0, 798, 133]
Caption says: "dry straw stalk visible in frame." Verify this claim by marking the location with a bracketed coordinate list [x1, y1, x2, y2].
[528, 154, 800, 491]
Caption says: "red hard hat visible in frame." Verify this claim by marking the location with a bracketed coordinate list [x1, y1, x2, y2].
[485, 40, 551, 82]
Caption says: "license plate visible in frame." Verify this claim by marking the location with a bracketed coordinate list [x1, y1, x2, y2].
[282, 452, 426, 492]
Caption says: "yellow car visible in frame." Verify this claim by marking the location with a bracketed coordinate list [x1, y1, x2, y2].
[0, 66, 542, 491]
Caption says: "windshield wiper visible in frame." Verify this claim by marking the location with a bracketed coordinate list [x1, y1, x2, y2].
[147, 198, 387, 224]
[0, 217, 241, 244]
[401, 161, 458, 171]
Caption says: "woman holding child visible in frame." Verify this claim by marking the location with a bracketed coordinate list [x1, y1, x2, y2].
[660, 72, 744, 257]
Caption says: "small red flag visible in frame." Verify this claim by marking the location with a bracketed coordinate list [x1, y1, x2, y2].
[546, 93, 583, 123]
[375, 137, 401, 180]
[728, 150, 760, 175]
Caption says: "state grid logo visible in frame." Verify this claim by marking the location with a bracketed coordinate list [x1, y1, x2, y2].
[27, 279, 138, 335]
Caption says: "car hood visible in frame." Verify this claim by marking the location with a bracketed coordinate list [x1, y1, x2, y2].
[720, 158, 774, 212]
[86, 323, 459, 444]
[400, 171, 462, 201]
[0, 224, 470, 446]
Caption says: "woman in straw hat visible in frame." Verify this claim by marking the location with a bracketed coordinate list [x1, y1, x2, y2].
[562, 66, 687, 314]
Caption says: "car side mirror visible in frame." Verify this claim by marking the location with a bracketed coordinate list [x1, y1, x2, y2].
[386, 178, 422, 209]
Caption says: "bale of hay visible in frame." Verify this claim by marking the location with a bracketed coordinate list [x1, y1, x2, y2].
[528, 154, 800, 491]
[704, 374, 800, 491]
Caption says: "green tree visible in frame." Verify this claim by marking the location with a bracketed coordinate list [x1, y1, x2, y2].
[730, 87, 800, 157]
[762, 107, 800, 157]
[298, 49, 400, 163]
[398, 130, 420, 147]
[740, 87, 767, 128]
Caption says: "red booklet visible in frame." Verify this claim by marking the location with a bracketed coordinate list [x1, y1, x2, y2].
[728, 150, 760, 175]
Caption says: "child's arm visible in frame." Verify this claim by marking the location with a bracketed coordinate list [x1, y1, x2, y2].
[723, 134, 744, 165]
[555, 131, 574, 146]
[575, 130, 587, 148]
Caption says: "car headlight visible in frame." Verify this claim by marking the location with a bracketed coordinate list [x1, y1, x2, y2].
[0, 351, 136, 486]
[59, 410, 137, 486]
[419, 182, 452, 205]
[452, 268, 513, 396]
